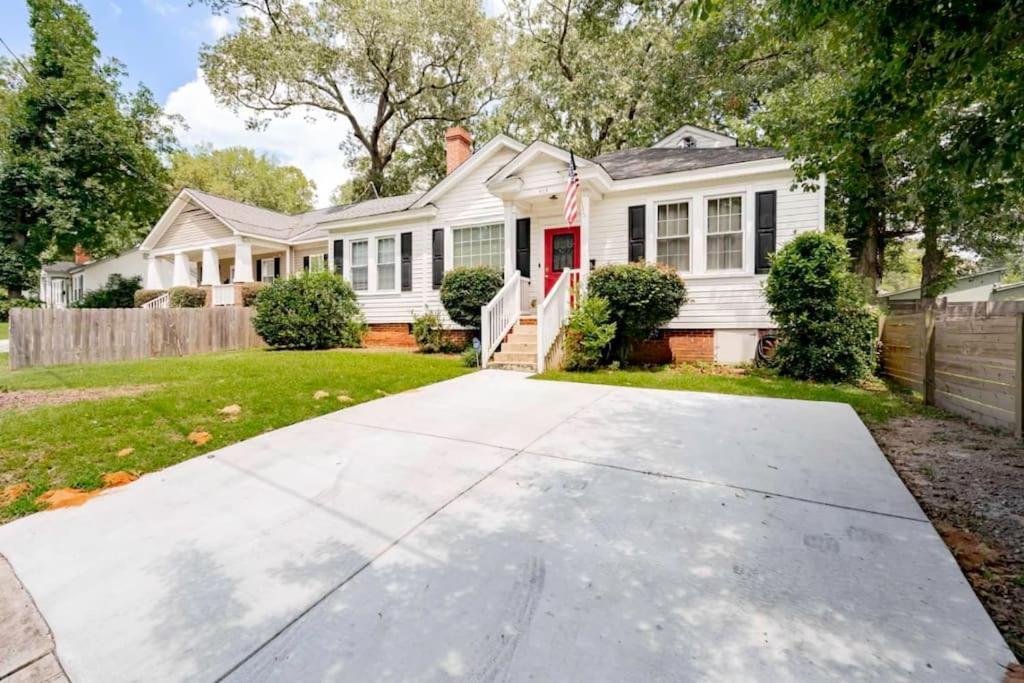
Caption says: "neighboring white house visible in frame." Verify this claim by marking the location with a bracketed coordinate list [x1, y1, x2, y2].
[138, 124, 825, 365]
[38, 247, 151, 308]
[879, 268, 1024, 304]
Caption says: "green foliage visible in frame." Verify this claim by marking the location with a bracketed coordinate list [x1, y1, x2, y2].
[587, 263, 687, 362]
[412, 310, 445, 353]
[460, 346, 479, 368]
[253, 271, 367, 349]
[133, 289, 166, 308]
[198, 0, 498, 194]
[764, 232, 878, 383]
[169, 287, 208, 309]
[0, 295, 39, 322]
[439, 267, 504, 330]
[240, 282, 267, 307]
[169, 145, 316, 214]
[0, 0, 177, 296]
[72, 274, 141, 309]
[563, 294, 616, 371]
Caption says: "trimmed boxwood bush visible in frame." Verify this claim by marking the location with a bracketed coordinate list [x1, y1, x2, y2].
[412, 310, 445, 353]
[73, 274, 141, 308]
[764, 232, 878, 382]
[240, 282, 267, 307]
[169, 286, 208, 308]
[563, 294, 616, 371]
[253, 270, 366, 349]
[588, 263, 687, 363]
[134, 289, 167, 307]
[440, 267, 503, 330]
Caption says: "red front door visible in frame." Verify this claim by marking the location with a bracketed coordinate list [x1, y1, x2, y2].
[544, 226, 581, 295]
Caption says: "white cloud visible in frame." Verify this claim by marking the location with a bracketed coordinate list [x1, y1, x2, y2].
[164, 71, 353, 208]
[207, 15, 232, 39]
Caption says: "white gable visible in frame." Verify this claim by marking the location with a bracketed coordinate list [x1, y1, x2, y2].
[653, 125, 737, 149]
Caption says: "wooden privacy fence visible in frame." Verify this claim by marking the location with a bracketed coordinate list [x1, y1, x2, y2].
[880, 300, 1024, 436]
[8, 307, 265, 370]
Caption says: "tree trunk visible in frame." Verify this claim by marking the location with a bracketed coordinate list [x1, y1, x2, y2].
[919, 214, 944, 303]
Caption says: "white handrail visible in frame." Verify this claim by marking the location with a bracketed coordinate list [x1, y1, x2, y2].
[536, 269, 580, 373]
[141, 292, 169, 309]
[480, 270, 521, 369]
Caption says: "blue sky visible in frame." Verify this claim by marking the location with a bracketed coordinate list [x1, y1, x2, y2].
[0, 0, 353, 206]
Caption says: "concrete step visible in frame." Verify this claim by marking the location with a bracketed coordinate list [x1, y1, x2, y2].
[517, 316, 537, 326]
[487, 361, 537, 373]
[493, 350, 537, 364]
[502, 341, 536, 353]
[505, 333, 537, 345]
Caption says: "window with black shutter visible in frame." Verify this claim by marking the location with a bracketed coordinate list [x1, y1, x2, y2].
[754, 191, 777, 274]
[628, 205, 646, 262]
[432, 229, 444, 289]
[333, 240, 344, 275]
[255, 259, 262, 282]
[274, 257, 281, 279]
[302, 255, 310, 272]
[401, 232, 413, 291]
[515, 218, 531, 278]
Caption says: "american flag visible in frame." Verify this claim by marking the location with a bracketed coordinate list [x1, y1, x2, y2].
[563, 151, 580, 224]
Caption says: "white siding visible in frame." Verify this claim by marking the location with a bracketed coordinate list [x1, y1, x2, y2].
[155, 202, 233, 249]
[291, 243, 329, 274]
[81, 250, 147, 292]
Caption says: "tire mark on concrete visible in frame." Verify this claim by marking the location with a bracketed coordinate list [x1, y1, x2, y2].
[475, 555, 546, 683]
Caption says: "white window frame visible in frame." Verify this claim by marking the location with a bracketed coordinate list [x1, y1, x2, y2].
[260, 257, 276, 283]
[705, 193, 745, 273]
[374, 234, 398, 292]
[349, 240, 369, 291]
[450, 221, 505, 271]
[304, 253, 327, 273]
[654, 200, 692, 273]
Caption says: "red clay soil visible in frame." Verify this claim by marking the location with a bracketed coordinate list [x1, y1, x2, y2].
[34, 471, 139, 510]
[1, 483, 31, 506]
[870, 414, 1024, 662]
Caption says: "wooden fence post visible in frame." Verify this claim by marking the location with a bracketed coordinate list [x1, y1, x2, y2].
[1015, 312, 1023, 439]
[923, 304, 937, 406]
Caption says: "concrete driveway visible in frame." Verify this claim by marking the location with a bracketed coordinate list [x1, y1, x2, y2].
[0, 371, 1015, 681]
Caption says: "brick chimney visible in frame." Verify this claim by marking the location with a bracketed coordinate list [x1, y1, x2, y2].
[445, 126, 472, 174]
[73, 245, 90, 265]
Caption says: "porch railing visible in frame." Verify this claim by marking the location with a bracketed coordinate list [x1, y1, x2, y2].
[141, 292, 169, 309]
[212, 284, 236, 307]
[480, 270, 521, 369]
[536, 269, 580, 373]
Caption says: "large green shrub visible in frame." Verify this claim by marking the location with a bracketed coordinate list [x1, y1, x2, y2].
[73, 274, 141, 308]
[169, 287, 208, 308]
[411, 310, 445, 353]
[588, 263, 687, 362]
[563, 294, 616, 371]
[134, 289, 167, 307]
[764, 232, 878, 382]
[253, 270, 366, 349]
[440, 267, 503, 330]
[240, 282, 267, 307]
[0, 296, 41, 321]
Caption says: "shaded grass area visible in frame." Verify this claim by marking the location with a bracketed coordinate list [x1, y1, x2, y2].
[1, 349, 471, 522]
[538, 364, 925, 424]
[0, 322, 8, 340]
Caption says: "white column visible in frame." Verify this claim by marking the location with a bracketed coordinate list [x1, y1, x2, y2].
[580, 192, 591, 285]
[503, 200, 516, 280]
[233, 240, 254, 283]
[145, 255, 165, 289]
[201, 248, 219, 285]
[172, 251, 191, 287]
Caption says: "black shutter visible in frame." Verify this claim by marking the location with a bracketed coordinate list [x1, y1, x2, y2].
[400, 232, 413, 291]
[515, 218, 531, 278]
[303, 255, 310, 272]
[273, 257, 281, 279]
[333, 240, 344, 275]
[255, 259, 262, 282]
[322, 253, 329, 268]
[755, 191, 777, 274]
[432, 228, 444, 289]
[628, 205, 646, 262]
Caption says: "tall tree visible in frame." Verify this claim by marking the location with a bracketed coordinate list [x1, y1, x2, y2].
[170, 145, 316, 213]
[198, 0, 501, 196]
[0, 0, 175, 297]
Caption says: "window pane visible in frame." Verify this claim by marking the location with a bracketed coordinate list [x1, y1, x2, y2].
[452, 224, 504, 269]
[377, 237, 395, 289]
[657, 237, 689, 271]
[351, 241, 368, 291]
[658, 202, 689, 238]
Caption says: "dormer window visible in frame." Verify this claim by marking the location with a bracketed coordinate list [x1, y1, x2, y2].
[681, 136, 697, 149]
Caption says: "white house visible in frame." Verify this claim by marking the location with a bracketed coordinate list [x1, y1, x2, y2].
[139, 125, 825, 366]
[38, 247, 151, 308]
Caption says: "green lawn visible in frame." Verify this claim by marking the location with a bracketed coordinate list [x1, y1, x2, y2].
[1, 349, 471, 522]
[538, 365, 924, 425]
[0, 322, 8, 340]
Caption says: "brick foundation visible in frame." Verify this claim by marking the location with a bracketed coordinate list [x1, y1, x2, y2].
[630, 329, 715, 364]
[362, 324, 473, 350]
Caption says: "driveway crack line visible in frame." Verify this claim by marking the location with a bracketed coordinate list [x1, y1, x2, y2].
[213, 387, 614, 682]
[526, 451, 930, 524]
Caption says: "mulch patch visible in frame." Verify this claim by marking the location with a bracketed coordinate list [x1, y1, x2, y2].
[870, 414, 1024, 662]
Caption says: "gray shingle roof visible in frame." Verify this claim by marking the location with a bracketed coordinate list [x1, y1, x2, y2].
[41, 261, 82, 275]
[593, 147, 785, 180]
